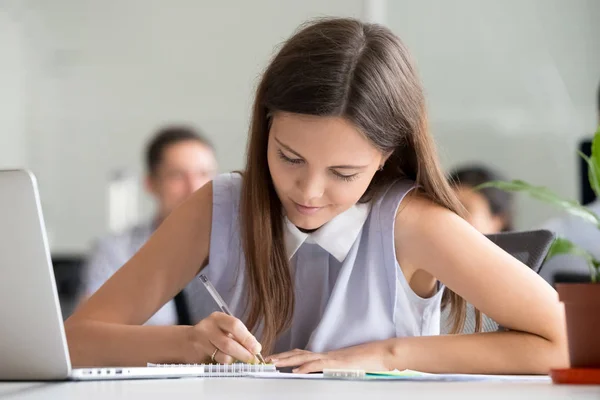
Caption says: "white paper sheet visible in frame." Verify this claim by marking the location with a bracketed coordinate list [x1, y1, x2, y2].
[247, 370, 551, 382]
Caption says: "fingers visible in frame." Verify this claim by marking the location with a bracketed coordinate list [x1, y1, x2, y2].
[294, 359, 337, 374]
[212, 348, 234, 365]
[192, 312, 261, 364]
[211, 312, 262, 355]
[268, 349, 321, 368]
[269, 348, 334, 373]
[210, 334, 256, 364]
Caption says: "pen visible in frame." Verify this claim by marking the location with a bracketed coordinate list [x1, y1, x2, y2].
[199, 274, 266, 364]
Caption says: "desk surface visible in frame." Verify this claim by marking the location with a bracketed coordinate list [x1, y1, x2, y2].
[1, 378, 600, 400]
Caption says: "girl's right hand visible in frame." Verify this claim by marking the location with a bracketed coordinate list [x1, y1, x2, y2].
[188, 312, 262, 364]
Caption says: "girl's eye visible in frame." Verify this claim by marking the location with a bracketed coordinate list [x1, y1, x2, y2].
[278, 149, 303, 165]
[276, 148, 358, 182]
[332, 171, 359, 182]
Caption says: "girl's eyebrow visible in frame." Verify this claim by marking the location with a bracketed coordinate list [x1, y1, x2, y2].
[275, 138, 304, 159]
[329, 164, 369, 170]
[275, 138, 369, 170]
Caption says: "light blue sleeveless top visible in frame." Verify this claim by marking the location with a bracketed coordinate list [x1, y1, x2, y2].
[186, 173, 444, 353]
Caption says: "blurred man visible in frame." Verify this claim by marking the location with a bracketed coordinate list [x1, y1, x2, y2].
[81, 125, 217, 325]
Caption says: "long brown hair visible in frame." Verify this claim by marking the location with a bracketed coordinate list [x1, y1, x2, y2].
[240, 17, 479, 352]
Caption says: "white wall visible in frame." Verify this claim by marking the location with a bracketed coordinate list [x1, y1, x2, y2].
[388, 0, 600, 229]
[0, 5, 27, 169]
[6, 0, 363, 253]
[1, 0, 599, 252]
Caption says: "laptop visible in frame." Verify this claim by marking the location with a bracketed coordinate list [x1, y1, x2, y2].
[0, 170, 206, 381]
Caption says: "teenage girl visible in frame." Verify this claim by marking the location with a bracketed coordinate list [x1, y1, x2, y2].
[66, 18, 566, 374]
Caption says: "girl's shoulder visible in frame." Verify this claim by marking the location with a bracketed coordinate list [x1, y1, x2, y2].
[212, 172, 244, 210]
[371, 179, 416, 221]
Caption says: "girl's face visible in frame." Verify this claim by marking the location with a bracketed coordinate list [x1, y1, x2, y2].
[454, 185, 505, 234]
[267, 112, 387, 231]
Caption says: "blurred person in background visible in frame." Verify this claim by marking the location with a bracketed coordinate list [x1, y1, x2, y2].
[448, 165, 514, 234]
[81, 125, 217, 325]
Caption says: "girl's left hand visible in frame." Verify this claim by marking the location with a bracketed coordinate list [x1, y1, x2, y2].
[268, 340, 396, 374]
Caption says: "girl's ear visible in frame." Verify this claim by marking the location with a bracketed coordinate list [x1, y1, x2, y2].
[380, 150, 394, 168]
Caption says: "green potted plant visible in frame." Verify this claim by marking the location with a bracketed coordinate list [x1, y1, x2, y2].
[479, 125, 600, 369]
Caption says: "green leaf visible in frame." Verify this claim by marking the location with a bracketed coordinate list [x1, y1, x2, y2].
[546, 237, 598, 283]
[591, 124, 600, 168]
[477, 180, 600, 228]
[578, 150, 600, 200]
[547, 237, 591, 260]
[583, 124, 600, 199]
[593, 260, 600, 284]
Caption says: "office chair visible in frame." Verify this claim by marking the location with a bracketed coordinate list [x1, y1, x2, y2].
[51, 254, 85, 319]
[440, 229, 556, 334]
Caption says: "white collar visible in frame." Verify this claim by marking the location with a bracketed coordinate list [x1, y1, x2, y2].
[284, 203, 371, 263]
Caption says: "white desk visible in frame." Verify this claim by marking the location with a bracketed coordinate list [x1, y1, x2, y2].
[1, 378, 599, 400]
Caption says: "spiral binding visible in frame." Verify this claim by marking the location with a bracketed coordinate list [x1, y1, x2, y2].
[148, 363, 277, 377]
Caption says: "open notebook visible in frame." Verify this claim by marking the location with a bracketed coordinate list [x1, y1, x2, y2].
[147, 365, 550, 382]
[148, 363, 277, 377]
